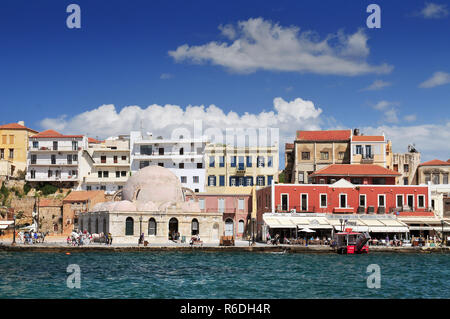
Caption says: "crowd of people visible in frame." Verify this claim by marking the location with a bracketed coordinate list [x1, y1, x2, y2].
[18, 231, 48, 244]
[66, 230, 113, 246]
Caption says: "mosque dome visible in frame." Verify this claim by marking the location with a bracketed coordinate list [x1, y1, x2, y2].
[112, 200, 137, 211]
[122, 165, 184, 204]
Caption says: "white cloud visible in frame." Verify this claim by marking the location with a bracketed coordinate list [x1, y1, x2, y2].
[39, 97, 323, 144]
[419, 71, 450, 88]
[419, 2, 449, 19]
[168, 18, 393, 76]
[160, 73, 174, 80]
[361, 79, 391, 91]
[404, 114, 417, 122]
[372, 101, 399, 123]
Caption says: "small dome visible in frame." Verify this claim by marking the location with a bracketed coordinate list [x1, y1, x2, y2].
[122, 166, 184, 203]
[92, 202, 105, 212]
[102, 202, 117, 211]
[136, 201, 159, 212]
[112, 200, 136, 211]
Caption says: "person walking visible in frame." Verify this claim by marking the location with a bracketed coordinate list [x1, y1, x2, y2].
[108, 232, 113, 245]
[104, 232, 109, 245]
[139, 233, 144, 245]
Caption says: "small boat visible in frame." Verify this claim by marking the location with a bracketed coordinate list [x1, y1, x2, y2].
[333, 228, 370, 254]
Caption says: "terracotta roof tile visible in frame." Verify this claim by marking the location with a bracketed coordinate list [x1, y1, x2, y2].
[88, 137, 103, 144]
[352, 135, 385, 142]
[296, 130, 351, 141]
[31, 129, 83, 139]
[419, 159, 450, 167]
[0, 123, 38, 133]
[63, 190, 105, 202]
[311, 164, 401, 176]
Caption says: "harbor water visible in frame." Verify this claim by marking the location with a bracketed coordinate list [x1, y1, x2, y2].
[0, 251, 449, 298]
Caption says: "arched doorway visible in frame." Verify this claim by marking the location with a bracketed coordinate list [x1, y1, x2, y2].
[148, 218, 157, 236]
[191, 218, 199, 236]
[169, 218, 178, 240]
[225, 218, 234, 236]
[125, 217, 134, 236]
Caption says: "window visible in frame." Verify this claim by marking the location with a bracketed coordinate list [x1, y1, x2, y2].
[159, 148, 164, 155]
[320, 152, 329, 160]
[72, 141, 78, 150]
[301, 194, 308, 211]
[246, 156, 252, 167]
[378, 195, 385, 207]
[238, 176, 245, 186]
[281, 194, 288, 211]
[0, 149, 4, 159]
[125, 217, 134, 236]
[257, 156, 265, 167]
[268, 156, 273, 167]
[196, 163, 203, 169]
[9, 135, 15, 145]
[238, 199, 244, 210]
[193, 176, 199, 183]
[209, 156, 215, 167]
[31, 154, 37, 164]
[51, 154, 56, 164]
[199, 199, 205, 210]
[67, 154, 72, 164]
[418, 195, 425, 208]
[238, 156, 245, 170]
[103, 171, 109, 178]
[338, 152, 345, 160]
[158, 163, 164, 167]
[403, 177, 408, 185]
[245, 176, 253, 186]
[101, 156, 106, 163]
[218, 199, 225, 213]
[98, 171, 102, 178]
[1, 135, 6, 144]
[121, 171, 127, 177]
[219, 156, 225, 167]
[231, 156, 236, 167]
[48, 170, 53, 178]
[116, 171, 120, 178]
[339, 194, 347, 208]
[238, 220, 245, 234]
[53, 141, 58, 150]
[393, 164, 398, 172]
[257, 176, 265, 186]
[55, 170, 60, 178]
[73, 154, 78, 162]
[208, 175, 216, 186]
[267, 175, 273, 186]
[403, 164, 409, 172]
[181, 176, 187, 183]
[298, 172, 304, 183]
[9, 149, 14, 159]
[365, 145, 372, 158]
[179, 163, 184, 169]
[140, 145, 152, 155]
[320, 194, 327, 208]
[230, 177, 237, 186]
[30, 170, 35, 179]
[432, 174, 440, 185]
[407, 195, 414, 209]
[301, 152, 310, 160]
[396, 195, 403, 208]
[443, 174, 449, 184]
[219, 175, 225, 186]
[372, 177, 385, 185]
[359, 194, 366, 207]
[191, 219, 199, 235]
[355, 145, 362, 155]
[179, 147, 184, 155]
[424, 173, 431, 184]
[33, 141, 39, 149]
[113, 156, 118, 163]
[351, 178, 362, 184]
[148, 218, 157, 235]
[122, 155, 127, 161]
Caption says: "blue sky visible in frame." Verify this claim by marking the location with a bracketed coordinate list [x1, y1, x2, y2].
[0, 0, 449, 163]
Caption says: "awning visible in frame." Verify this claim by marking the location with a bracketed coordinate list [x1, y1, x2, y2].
[368, 226, 409, 233]
[263, 216, 297, 228]
[263, 215, 333, 229]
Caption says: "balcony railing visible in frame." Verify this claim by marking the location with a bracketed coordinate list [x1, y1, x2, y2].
[30, 146, 81, 152]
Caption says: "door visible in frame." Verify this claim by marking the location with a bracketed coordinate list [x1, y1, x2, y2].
[225, 219, 234, 236]
[281, 194, 288, 211]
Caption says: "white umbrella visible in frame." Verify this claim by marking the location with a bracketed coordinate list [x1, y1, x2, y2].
[298, 228, 316, 233]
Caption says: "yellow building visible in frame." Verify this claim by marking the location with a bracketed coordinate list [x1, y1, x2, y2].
[205, 144, 279, 191]
[350, 135, 389, 168]
[0, 121, 38, 178]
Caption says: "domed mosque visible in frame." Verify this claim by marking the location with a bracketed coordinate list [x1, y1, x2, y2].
[78, 166, 223, 243]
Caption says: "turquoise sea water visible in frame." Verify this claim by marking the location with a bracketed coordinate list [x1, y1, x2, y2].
[0, 251, 449, 299]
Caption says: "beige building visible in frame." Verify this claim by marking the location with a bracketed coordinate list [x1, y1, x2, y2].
[417, 159, 450, 185]
[291, 130, 351, 184]
[0, 122, 38, 178]
[80, 166, 223, 243]
[350, 133, 389, 168]
[38, 199, 63, 234]
[392, 146, 421, 185]
[205, 143, 279, 191]
[64, 190, 106, 234]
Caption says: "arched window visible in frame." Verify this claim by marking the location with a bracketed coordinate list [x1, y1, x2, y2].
[125, 217, 134, 236]
[238, 220, 245, 234]
[88, 217, 91, 233]
[103, 218, 107, 234]
[148, 218, 157, 236]
[225, 218, 234, 236]
[191, 218, 199, 235]
[95, 218, 99, 234]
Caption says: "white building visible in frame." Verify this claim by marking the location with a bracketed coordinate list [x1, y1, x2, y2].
[130, 131, 207, 193]
[80, 136, 131, 194]
[26, 130, 89, 188]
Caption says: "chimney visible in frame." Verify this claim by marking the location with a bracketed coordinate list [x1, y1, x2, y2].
[18, 121, 25, 126]
[353, 128, 360, 136]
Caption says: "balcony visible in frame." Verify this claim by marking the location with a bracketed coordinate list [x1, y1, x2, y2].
[133, 153, 203, 160]
[30, 146, 81, 152]
[236, 164, 246, 175]
[28, 161, 79, 167]
[276, 205, 317, 213]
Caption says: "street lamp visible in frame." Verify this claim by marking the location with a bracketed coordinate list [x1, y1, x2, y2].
[441, 220, 445, 247]
[12, 213, 16, 245]
[139, 216, 143, 235]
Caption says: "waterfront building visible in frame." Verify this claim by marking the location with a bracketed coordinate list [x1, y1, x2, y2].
[80, 135, 130, 194]
[417, 159, 450, 185]
[186, 187, 254, 239]
[205, 143, 279, 191]
[350, 132, 390, 168]
[80, 166, 223, 243]
[289, 129, 352, 184]
[26, 130, 89, 188]
[309, 164, 401, 185]
[63, 190, 106, 234]
[255, 180, 431, 240]
[130, 131, 207, 193]
[392, 145, 421, 185]
[0, 121, 38, 178]
[283, 143, 295, 183]
[37, 198, 63, 234]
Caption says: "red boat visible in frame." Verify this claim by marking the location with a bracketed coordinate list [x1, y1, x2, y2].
[333, 228, 370, 254]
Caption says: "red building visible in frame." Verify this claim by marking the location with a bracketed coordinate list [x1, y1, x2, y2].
[256, 179, 431, 240]
[310, 164, 401, 185]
